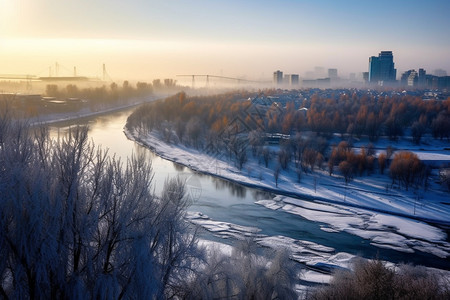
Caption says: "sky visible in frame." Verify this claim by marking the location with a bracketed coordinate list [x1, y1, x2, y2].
[1, 0, 449, 81]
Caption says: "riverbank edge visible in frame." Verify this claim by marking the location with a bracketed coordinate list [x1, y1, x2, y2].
[123, 128, 450, 229]
[27, 93, 170, 126]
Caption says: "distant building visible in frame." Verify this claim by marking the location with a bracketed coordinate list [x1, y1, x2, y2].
[418, 68, 426, 87]
[368, 51, 397, 85]
[401, 68, 449, 89]
[273, 70, 283, 85]
[407, 70, 418, 87]
[434, 69, 447, 77]
[285, 74, 299, 85]
[362, 72, 369, 83]
[314, 67, 326, 78]
[401, 70, 416, 86]
[430, 75, 450, 89]
[328, 68, 338, 79]
[302, 77, 330, 88]
[317, 78, 330, 86]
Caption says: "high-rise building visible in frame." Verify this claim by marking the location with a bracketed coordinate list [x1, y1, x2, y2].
[273, 70, 283, 85]
[407, 70, 418, 87]
[285, 74, 299, 85]
[418, 68, 426, 87]
[368, 51, 397, 85]
[328, 68, 338, 79]
[401, 69, 427, 88]
[401, 70, 414, 86]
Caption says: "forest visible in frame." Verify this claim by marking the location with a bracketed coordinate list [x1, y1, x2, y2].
[126, 90, 450, 191]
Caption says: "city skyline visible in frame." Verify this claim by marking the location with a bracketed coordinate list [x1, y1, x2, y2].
[1, 0, 449, 81]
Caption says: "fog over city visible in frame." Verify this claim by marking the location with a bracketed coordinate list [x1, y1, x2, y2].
[1, 0, 449, 81]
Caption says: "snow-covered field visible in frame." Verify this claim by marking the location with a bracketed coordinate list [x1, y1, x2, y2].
[125, 127, 450, 266]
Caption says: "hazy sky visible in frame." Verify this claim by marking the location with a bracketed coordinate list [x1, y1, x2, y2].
[1, 0, 449, 81]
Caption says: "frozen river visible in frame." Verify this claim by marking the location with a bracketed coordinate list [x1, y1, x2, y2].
[48, 106, 450, 272]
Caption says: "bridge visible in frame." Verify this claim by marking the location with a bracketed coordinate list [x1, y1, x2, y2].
[0, 74, 39, 80]
[176, 74, 270, 88]
[0, 63, 112, 83]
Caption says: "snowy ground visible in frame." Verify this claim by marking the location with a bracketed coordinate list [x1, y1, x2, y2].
[125, 128, 450, 264]
[126, 129, 450, 223]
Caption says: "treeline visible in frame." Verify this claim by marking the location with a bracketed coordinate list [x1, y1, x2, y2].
[126, 91, 450, 145]
[45, 80, 153, 102]
[126, 92, 442, 191]
[305, 93, 450, 141]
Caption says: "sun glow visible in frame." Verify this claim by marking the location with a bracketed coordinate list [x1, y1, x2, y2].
[0, 0, 15, 28]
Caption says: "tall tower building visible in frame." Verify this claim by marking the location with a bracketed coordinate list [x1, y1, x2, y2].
[418, 68, 426, 87]
[368, 51, 397, 85]
[273, 70, 283, 85]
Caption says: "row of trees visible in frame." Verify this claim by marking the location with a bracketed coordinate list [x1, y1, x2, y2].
[128, 91, 450, 150]
[45, 81, 153, 102]
[127, 92, 433, 190]
[305, 93, 450, 142]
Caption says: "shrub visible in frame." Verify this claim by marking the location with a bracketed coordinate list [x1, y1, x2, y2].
[309, 259, 450, 300]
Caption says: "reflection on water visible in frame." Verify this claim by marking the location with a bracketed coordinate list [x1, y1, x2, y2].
[251, 189, 274, 201]
[212, 176, 247, 198]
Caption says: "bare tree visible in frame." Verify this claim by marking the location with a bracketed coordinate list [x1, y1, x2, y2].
[390, 151, 425, 190]
[262, 146, 271, 167]
[274, 165, 281, 187]
[411, 121, 426, 144]
[182, 239, 298, 299]
[339, 161, 353, 184]
[378, 152, 387, 174]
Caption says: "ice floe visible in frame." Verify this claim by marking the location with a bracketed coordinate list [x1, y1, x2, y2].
[256, 196, 450, 258]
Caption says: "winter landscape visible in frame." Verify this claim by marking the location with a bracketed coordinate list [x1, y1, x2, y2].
[2, 0, 450, 299]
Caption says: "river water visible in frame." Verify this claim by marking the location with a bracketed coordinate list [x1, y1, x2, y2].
[48, 106, 450, 271]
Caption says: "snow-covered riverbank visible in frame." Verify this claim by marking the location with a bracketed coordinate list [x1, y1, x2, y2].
[125, 129, 450, 223]
[125, 127, 450, 262]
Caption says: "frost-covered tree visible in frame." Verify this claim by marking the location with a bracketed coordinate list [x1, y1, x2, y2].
[309, 259, 450, 300]
[182, 239, 299, 299]
[0, 116, 200, 298]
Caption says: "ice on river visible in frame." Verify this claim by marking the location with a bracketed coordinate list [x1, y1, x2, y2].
[256, 196, 450, 258]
